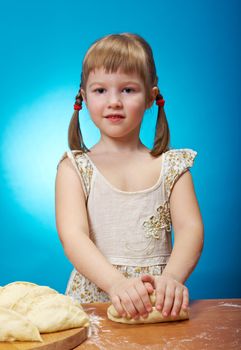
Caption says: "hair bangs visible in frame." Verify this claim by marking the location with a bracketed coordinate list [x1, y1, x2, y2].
[81, 35, 148, 88]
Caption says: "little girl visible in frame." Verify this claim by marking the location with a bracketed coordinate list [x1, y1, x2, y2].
[55, 33, 204, 321]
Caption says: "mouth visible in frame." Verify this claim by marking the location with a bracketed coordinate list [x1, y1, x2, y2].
[104, 114, 125, 119]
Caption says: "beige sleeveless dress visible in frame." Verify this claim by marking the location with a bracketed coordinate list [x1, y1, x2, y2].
[56, 148, 197, 303]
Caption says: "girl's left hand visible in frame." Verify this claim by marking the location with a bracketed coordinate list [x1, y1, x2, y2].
[141, 273, 189, 317]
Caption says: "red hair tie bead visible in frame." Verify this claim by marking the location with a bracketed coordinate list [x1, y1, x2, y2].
[156, 97, 165, 107]
[74, 103, 82, 111]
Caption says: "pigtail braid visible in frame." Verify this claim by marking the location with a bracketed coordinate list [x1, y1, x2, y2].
[150, 92, 170, 157]
[68, 86, 90, 152]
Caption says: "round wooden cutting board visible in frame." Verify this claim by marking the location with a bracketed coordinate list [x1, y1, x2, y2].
[0, 327, 88, 350]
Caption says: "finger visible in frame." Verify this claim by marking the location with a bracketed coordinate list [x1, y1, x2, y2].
[162, 285, 175, 317]
[135, 282, 153, 315]
[112, 295, 126, 317]
[155, 282, 166, 311]
[181, 286, 189, 310]
[143, 281, 154, 294]
[122, 291, 139, 319]
[171, 287, 183, 316]
[127, 287, 147, 319]
[141, 274, 155, 287]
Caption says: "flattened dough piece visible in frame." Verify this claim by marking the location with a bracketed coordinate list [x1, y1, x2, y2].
[0, 281, 37, 308]
[0, 306, 42, 342]
[107, 291, 189, 324]
[12, 285, 58, 314]
[23, 294, 89, 333]
[13, 292, 83, 316]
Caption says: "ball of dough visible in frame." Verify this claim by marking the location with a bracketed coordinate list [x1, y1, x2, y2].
[107, 291, 189, 324]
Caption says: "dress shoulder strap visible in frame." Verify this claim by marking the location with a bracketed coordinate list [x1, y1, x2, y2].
[163, 148, 197, 199]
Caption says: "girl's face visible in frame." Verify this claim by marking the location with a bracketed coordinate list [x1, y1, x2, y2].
[81, 67, 157, 139]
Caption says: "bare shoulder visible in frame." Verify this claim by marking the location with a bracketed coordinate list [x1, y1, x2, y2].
[56, 157, 84, 190]
[57, 156, 74, 170]
[170, 170, 203, 230]
[55, 156, 89, 239]
[170, 170, 195, 206]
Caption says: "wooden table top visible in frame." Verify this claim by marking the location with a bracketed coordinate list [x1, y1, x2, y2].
[77, 299, 241, 350]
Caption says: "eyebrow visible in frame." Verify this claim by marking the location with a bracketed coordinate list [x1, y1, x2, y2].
[89, 81, 141, 87]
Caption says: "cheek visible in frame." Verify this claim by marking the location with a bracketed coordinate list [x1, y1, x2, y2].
[87, 98, 103, 114]
[127, 99, 146, 115]
[128, 94, 146, 108]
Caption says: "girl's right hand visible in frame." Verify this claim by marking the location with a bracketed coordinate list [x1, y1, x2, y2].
[107, 275, 154, 319]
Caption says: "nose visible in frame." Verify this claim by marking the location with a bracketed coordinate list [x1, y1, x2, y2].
[107, 92, 123, 108]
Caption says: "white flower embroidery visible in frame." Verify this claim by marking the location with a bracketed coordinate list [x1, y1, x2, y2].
[142, 201, 172, 240]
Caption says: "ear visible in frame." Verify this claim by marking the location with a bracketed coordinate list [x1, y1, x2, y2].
[80, 88, 87, 105]
[146, 87, 159, 109]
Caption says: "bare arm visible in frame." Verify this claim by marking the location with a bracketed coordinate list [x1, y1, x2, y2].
[142, 169, 204, 316]
[162, 170, 204, 283]
[55, 157, 153, 317]
[55, 157, 124, 293]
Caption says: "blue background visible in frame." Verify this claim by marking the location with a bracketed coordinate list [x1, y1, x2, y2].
[0, 0, 240, 300]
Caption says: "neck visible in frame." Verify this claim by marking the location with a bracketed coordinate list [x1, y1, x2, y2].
[92, 138, 148, 155]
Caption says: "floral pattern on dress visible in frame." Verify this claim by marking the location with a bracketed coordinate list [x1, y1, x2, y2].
[73, 151, 93, 197]
[164, 149, 197, 199]
[142, 201, 172, 239]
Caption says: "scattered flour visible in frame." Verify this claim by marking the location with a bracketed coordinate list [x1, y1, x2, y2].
[82, 304, 240, 350]
[87, 312, 104, 338]
[218, 302, 241, 308]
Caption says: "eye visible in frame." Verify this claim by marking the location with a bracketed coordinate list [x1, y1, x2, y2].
[123, 87, 135, 93]
[94, 88, 105, 94]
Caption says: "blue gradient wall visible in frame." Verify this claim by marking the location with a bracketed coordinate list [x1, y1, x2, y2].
[0, 0, 240, 299]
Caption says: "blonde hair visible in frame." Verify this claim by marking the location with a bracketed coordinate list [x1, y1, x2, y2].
[68, 33, 170, 157]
